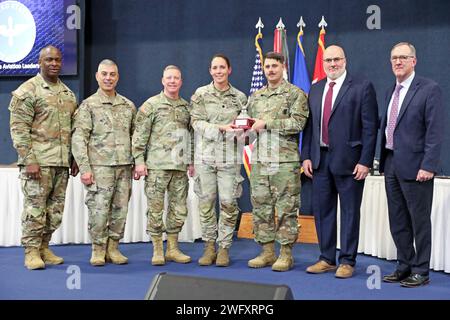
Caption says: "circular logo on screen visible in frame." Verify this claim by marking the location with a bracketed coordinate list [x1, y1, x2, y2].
[0, 1, 36, 63]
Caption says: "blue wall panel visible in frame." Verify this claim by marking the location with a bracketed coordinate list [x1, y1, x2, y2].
[1, 0, 449, 214]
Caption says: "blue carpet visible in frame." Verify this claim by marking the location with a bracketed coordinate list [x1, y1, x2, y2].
[1, 238, 449, 300]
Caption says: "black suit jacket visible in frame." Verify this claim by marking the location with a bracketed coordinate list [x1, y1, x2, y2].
[301, 74, 379, 175]
[379, 75, 444, 180]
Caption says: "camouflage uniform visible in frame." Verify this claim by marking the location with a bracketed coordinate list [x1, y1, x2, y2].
[72, 89, 136, 245]
[190, 83, 247, 249]
[132, 92, 191, 236]
[9, 73, 77, 248]
[248, 79, 309, 245]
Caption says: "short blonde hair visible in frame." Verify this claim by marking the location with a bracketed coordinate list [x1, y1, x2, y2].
[163, 65, 181, 74]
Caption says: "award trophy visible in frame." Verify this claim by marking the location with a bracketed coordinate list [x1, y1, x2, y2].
[233, 101, 254, 130]
[233, 101, 255, 146]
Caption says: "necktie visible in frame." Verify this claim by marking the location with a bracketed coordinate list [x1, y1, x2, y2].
[386, 84, 403, 149]
[322, 81, 336, 145]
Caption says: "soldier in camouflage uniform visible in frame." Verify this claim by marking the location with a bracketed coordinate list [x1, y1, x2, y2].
[190, 54, 247, 267]
[9, 46, 78, 270]
[72, 59, 136, 266]
[132, 65, 194, 266]
[247, 52, 309, 272]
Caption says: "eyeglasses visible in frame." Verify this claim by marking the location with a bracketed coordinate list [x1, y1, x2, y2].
[390, 55, 414, 62]
[323, 57, 345, 63]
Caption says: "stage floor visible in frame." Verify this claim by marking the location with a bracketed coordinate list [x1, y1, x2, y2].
[1, 239, 449, 300]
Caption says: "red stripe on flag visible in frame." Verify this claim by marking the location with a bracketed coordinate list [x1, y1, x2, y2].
[312, 28, 326, 84]
[243, 143, 254, 177]
[273, 28, 281, 53]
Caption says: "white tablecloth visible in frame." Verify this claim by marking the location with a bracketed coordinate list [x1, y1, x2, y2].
[0, 168, 202, 246]
[3, 168, 449, 272]
[338, 176, 450, 273]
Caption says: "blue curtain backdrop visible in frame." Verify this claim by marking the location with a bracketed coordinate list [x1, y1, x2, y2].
[1, 0, 449, 213]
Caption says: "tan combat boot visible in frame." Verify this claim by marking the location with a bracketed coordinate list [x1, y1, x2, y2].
[248, 241, 277, 268]
[151, 235, 165, 266]
[198, 240, 216, 266]
[90, 243, 106, 266]
[40, 234, 64, 265]
[165, 233, 191, 263]
[216, 247, 230, 267]
[24, 247, 45, 270]
[272, 244, 294, 272]
[106, 238, 128, 264]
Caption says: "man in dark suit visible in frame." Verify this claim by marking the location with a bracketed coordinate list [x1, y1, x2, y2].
[301, 45, 378, 278]
[380, 42, 444, 288]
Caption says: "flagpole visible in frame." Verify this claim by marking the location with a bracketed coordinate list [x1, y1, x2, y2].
[312, 16, 327, 84]
[297, 16, 306, 56]
[256, 17, 264, 34]
[244, 18, 267, 177]
[255, 17, 264, 66]
[273, 17, 290, 81]
[318, 15, 328, 31]
[292, 16, 311, 166]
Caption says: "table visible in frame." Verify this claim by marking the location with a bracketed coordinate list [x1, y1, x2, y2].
[3, 168, 449, 273]
[0, 168, 202, 246]
[338, 176, 450, 273]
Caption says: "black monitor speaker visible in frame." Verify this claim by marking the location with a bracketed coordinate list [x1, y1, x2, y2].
[145, 272, 293, 300]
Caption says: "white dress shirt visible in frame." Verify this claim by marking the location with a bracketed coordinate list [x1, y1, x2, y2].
[384, 71, 415, 148]
[320, 70, 347, 146]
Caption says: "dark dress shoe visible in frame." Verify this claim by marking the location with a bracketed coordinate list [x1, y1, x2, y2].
[400, 273, 430, 288]
[382, 270, 411, 283]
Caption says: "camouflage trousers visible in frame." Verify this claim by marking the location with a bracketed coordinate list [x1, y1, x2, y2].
[85, 165, 132, 245]
[250, 162, 301, 245]
[193, 163, 244, 248]
[145, 170, 189, 236]
[20, 166, 69, 248]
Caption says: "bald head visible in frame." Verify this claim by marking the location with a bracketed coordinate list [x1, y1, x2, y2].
[323, 45, 347, 80]
[325, 45, 345, 58]
[39, 45, 61, 61]
[38, 45, 62, 83]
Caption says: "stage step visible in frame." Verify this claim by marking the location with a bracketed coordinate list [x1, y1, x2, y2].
[237, 213, 318, 244]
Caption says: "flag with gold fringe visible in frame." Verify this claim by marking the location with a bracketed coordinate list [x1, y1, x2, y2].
[312, 16, 327, 84]
[292, 17, 310, 94]
[243, 18, 266, 177]
[292, 17, 311, 162]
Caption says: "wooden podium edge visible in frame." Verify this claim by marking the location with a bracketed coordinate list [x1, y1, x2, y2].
[237, 212, 318, 244]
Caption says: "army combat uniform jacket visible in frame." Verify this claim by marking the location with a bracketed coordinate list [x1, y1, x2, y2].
[190, 83, 247, 165]
[248, 79, 309, 163]
[132, 92, 191, 171]
[72, 89, 136, 175]
[9, 73, 77, 167]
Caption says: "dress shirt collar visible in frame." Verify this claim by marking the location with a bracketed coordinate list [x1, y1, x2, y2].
[326, 70, 346, 88]
[396, 71, 415, 91]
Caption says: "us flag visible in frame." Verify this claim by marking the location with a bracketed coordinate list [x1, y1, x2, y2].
[249, 31, 266, 94]
[244, 30, 266, 177]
